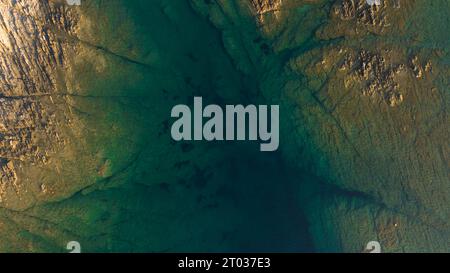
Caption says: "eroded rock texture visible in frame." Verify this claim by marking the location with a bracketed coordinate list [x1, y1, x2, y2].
[0, 0, 142, 212]
[0, 0, 80, 209]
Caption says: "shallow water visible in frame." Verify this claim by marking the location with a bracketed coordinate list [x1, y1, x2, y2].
[58, 0, 321, 252]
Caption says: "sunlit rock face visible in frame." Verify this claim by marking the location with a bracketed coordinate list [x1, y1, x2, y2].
[0, 0, 140, 213]
[0, 0, 84, 210]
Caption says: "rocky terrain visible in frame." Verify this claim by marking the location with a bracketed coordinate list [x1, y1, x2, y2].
[0, 0, 80, 209]
[0, 0, 447, 252]
[191, 0, 449, 252]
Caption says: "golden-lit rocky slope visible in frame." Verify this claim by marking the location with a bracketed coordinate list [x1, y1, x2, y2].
[0, 0, 86, 210]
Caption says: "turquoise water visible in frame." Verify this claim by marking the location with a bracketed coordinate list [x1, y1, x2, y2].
[56, 0, 319, 252]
